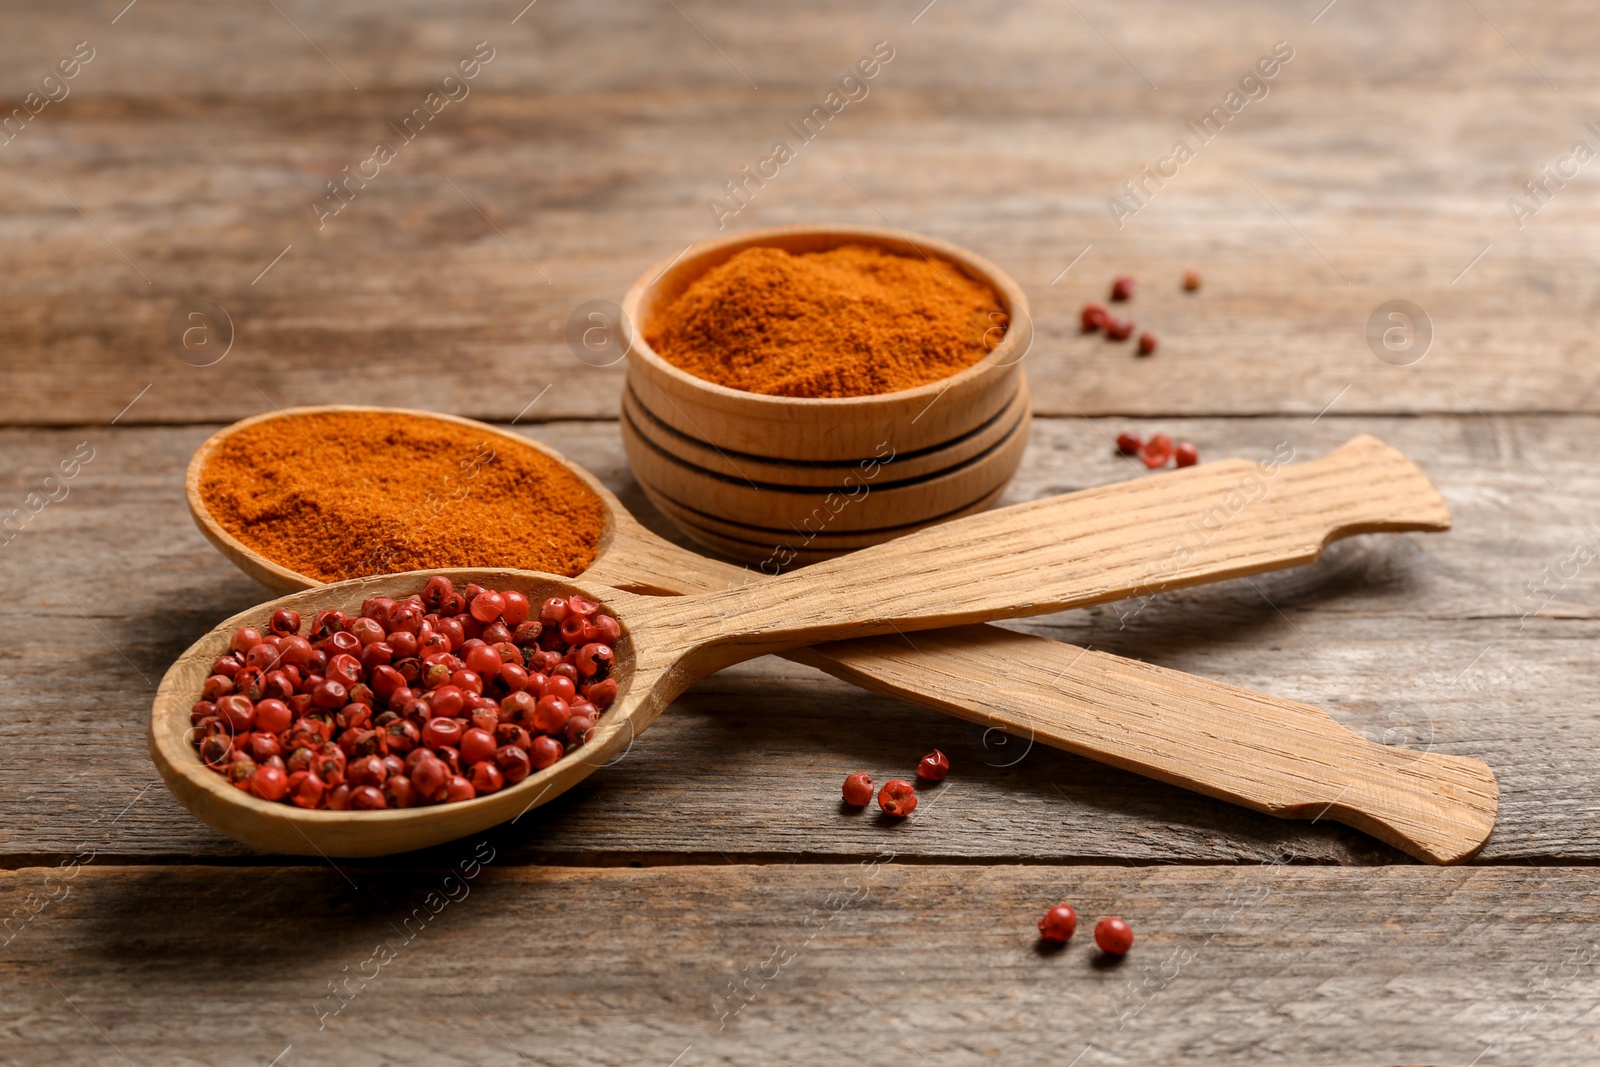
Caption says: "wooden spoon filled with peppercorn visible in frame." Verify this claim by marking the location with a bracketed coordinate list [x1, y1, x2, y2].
[178, 409, 1497, 864]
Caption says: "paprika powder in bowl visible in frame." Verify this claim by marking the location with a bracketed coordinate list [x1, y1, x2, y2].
[620, 224, 1032, 567]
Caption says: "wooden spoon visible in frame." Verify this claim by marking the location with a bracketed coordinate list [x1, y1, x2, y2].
[164, 427, 1494, 860]
[185, 409, 1493, 861]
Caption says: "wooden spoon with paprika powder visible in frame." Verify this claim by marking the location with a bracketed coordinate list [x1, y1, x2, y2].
[168, 419, 1496, 862]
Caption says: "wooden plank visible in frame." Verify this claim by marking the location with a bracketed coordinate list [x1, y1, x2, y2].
[0, 415, 1591, 862]
[2, 863, 1598, 1065]
[1, 1, 1597, 424]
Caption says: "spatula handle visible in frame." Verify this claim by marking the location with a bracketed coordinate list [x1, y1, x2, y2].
[668, 435, 1450, 648]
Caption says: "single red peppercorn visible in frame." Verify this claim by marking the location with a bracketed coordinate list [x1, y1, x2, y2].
[1110, 275, 1135, 301]
[842, 773, 874, 807]
[917, 750, 950, 782]
[460, 728, 497, 766]
[528, 735, 564, 770]
[287, 770, 326, 809]
[1175, 441, 1199, 467]
[253, 698, 293, 734]
[1094, 916, 1134, 955]
[1140, 433, 1175, 469]
[349, 785, 388, 810]
[249, 764, 289, 802]
[1137, 331, 1157, 356]
[1080, 303, 1109, 333]
[1115, 431, 1143, 455]
[229, 627, 262, 655]
[470, 761, 505, 795]
[563, 714, 594, 747]
[422, 717, 463, 750]
[444, 776, 476, 803]
[1038, 904, 1078, 944]
[1105, 317, 1134, 342]
[422, 575, 454, 610]
[495, 744, 533, 785]
[533, 695, 571, 735]
[501, 591, 531, 627]
[878, 779, 917, 817]
[383, 774, 417, 809]
[269, 609, 302, 636]
[470, 591, 506, 623]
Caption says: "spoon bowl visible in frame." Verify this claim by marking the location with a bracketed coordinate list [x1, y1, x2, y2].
[151, 569, 655, 857]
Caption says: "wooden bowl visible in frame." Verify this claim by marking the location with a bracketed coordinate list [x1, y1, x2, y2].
[620, 224, 1032, 565]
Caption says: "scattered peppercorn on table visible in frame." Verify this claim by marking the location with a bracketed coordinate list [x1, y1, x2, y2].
[3, 3, 1598, 1065]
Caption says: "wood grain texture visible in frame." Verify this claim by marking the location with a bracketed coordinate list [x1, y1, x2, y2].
[1, 415, 1591, 864]
[3, 863, 1598, 1066]
[1, 1, 1597, 425]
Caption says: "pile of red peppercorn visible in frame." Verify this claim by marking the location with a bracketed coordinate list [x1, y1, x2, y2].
[189, 577, 621, 811]
[841, 749, 949, 818]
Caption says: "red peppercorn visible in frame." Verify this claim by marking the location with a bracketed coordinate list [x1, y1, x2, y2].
[422, 717, 463, 750]
[1115, 431, 1143, 456]
[249, 764, 289, 802]
[1095, 916, 1134, 954]
[501, 591, 530, 627]
[1080, 303, 1109, 333]
[1038, 904, 1077, 944]
[459, 727, 497, 766]
[470, 591, 505, 623]
[567, 595, 600, 618]
[563, 714, 594, 747]
[311, 679, 348, 709]
[495, 744, 533, 785]
[529, 735, 564, 770]
[878, 779, 917, 817]
[469, 761, 505, 795]
[917, 750, 950, 782]
[533, 696, 571, 735]
[1110, 275, 1135, 301]
[841, 773, 874, 807]
[286, 770, 326, 809]
[349, 785, 388, 810]
[229, 627, 262, 655]
[253, 698, 293, 734]
[201, 674, 234, 702]
[1183, 268, 1201, 292]
[422, 575, 454, 610]
[1137, 332, 1157, 356]
[1175, 441, 1199, 467]
[346, 754, 388, 788]
[269, 609, 302, 636]
[1105, 317, 1134, 342]
[411, 754, 450, 796]
[444, 776, 476, 803]
[383, 774, 417, 809]
[581, 678, 617, 709]
[1140, 433, 1175, 469]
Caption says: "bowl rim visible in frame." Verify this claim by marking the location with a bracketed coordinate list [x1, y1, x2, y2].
[620, 223, 1033, 408]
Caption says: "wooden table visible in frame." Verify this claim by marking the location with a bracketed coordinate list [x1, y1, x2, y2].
[3, 1, 1597, 1063]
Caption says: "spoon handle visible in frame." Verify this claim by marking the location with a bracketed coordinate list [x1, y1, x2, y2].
[794, 629, 1496, 864]
[615, 434, 1491, 863]
[667, 434, 1449, 648]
